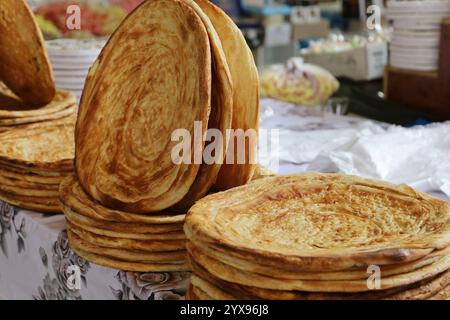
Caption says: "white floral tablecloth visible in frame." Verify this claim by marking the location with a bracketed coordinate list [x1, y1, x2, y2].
[0, 202, 190, 300]
[1, 99, 447, 300]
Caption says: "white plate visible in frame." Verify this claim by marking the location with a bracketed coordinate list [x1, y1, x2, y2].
[387, 0, 450, 10]
[53, 69, 90, 77]
[387, 11, 450, 20]
[46, 39, 106, 56]
[390, 64, 437, 72]
[390, 53, 438, 65]
[393, 18, 442, 29]
[50, 62, 94, 70]
[390, 45, 439, 56]
[391, 36, 440, 47]
[50, 57, 97, 66]
[390, 59, 438, 71]
[55, 83, 85, 91]
[394, 29, 440, 37]
[54, 77, 87, 86]
[48, 54, 99, 64]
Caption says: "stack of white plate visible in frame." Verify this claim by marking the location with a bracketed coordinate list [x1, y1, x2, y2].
[387, 0, 450, 72]
[46, 39, 106, 101]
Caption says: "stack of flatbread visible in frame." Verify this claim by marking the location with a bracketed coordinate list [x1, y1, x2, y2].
[62, 0, 259, 271]
[60, 176, 188, 272]
[185, 173, 450, 300]
[0, 118, 75, 213]
[0, 85, 77, 133]
[0, 0, 77, 213]
[0, 0, 77, 132]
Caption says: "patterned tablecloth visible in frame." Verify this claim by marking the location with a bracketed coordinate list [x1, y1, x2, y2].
[1, 99, 444, 300]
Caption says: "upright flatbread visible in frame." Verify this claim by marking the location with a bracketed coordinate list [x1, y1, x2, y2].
[170, 0, 233, 210]
[195, 0, 260, 190]
[76, 0, 211, 213]
[0, 0, 55, 105]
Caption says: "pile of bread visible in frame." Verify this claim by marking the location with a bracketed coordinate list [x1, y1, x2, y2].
[185, 173, 450, 300]
[0, 0, 76, 213]
[1, 0, 448, 301]
[61, 0, 259, 272]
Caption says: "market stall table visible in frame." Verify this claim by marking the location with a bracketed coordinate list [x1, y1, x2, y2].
[1, 99, 448, 300]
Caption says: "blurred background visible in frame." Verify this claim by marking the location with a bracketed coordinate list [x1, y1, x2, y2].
[28, 0, 450, 124]
[29, 0, 390, 68]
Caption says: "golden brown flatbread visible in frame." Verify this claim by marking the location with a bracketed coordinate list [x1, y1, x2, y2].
[68, 231, 186, 264]
[59, 176, 186, 225]
[170, 0, 233, 210]
[428, 285, 450, 300]
[0, 189, 60, 213]
[70, 246, 190, 272]
[68, 221, 186, 252]
[0, 90, 75, 118]
[66, 214, 185, 240]
[0, 183, 59, 197]
[0, 104, 76, 126]
[385, 270, 450, 300]
[0, 172, 59, 189]
[186, 284, 197, 300]
[61, 204, 184, 234]
[194, 0, 260, 191]
[0, 111, 77, 134]
[0, 163, 71, 180]
[188, 241, 450, 281]
[0, 0, 55, 105]
[251, 164, 276, 181]
[190, 279, 219, 300]
[189, 258, 450, 300]
[185, 173, 450, 272]
[76, 0, 211, 213]
[0, 121, 74, 173]
[187, 240, 449, 293]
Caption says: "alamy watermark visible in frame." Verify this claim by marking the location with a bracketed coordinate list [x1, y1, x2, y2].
[367, 265, 382, 290]
[170, 121, 279, 174]
[66, 265, 81, 291]
[366, 5, 382, 31]
[66, 5, 81, 31]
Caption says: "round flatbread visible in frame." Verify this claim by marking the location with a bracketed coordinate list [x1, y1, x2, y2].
[61, 204, 183, 234]
[76, 0, 211, 213]
[68, 222, 186, 252]
[0, 112, 77, 134]
[251, 164, 276, 181]
[186, 284, 196, 300]
[70, 246, 190, 272]
[190, 281, 218, 300]
[188, 241, 450, 281]
[185, 173, 450, 271]
[0, 183, 59, 197]
[428, 285, 450, 300]
[0, 90, 75, 118]
[66, 214, 186, 240]
[170, 0, 233, 210]
[194, 0, 260, 190]
[68, 231, 186, 264]
[0, 162, 71, 178]
[0, 166, 64, 185]
[0, 172, 59, 189]
[187, 242, 449, 293]
[0, 104, 77, 126]
[0, 0, 55, 105]
[189, 258, 450, 300]
[59, 176, 186, 225]
[0, 121, 74, 173]
[0, 189, 60, 213]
